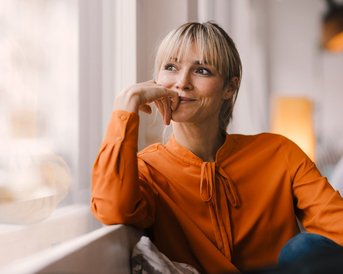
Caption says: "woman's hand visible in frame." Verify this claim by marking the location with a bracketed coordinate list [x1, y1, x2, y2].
[113, 80, 179, 125]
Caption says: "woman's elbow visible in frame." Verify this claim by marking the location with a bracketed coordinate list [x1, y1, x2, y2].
[91, 199, 128, 225]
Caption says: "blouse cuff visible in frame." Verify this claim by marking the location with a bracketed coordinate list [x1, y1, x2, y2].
[104, 110, 139, 144]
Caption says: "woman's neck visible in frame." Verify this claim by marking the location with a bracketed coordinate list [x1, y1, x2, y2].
[172, 122, 226, 162]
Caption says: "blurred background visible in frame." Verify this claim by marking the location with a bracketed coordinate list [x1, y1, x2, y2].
[0, 0, 343, 270]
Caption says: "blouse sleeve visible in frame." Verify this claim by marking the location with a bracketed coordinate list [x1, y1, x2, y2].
[91, 110, 156, 228]
[283, 137, 343, 245]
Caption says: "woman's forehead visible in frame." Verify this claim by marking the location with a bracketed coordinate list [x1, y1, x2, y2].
[164, 44, 210, 64]
[166, 55, 207, 65]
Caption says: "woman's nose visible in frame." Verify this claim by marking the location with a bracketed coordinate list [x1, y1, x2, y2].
[176, 71, 193, 91]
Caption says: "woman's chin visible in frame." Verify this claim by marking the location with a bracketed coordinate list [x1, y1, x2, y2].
[171, 111, 193, 123]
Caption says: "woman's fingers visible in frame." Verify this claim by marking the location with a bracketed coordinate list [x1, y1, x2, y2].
[169, 92, 180, 111]
[140, 80, 177, 103]
[154, 99, 169, 125]
[154, 99, 164, 116]
[154, 97, 173, 125]
[162, 97, 171, 125]
[139, 104, 152, 114]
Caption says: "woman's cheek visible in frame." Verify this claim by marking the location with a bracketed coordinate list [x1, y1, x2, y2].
[156, 72, 173, 87]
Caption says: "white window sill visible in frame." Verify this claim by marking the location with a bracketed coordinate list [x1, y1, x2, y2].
[0, 204, 100, 269]
[0, 224, 143, 274]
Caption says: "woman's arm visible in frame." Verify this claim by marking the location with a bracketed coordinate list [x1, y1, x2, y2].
[91, 81, 179, 227]
[284, 138, 343, 245]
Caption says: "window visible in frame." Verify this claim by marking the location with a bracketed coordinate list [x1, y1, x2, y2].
[0, 0, 78, 223]
[0, 0, 104, 268]
[0, 0, 136, 226]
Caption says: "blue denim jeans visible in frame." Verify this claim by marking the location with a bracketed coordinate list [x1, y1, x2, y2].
[278, 233, 343, 267]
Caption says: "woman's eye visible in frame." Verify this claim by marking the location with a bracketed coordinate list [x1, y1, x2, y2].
[164, 64, 177, 71]
[195, 67, 212, 76]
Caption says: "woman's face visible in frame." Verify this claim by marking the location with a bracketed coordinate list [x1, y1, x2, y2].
[156, 45, 230, 127]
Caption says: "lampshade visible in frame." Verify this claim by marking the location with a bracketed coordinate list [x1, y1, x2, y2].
[271, 97, 316, 161]
[322, 0, 343, 52]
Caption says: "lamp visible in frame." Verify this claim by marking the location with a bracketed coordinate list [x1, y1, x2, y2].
[271, 97, 316, 161]
[322, 0, 343, 52]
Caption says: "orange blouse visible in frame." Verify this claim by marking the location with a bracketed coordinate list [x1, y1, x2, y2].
[91, 110, 343, 273]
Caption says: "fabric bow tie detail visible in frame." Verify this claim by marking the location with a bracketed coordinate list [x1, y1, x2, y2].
[200, 162, 240, 208]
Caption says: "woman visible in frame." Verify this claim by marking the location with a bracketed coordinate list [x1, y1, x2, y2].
[91, 22, 343, 273]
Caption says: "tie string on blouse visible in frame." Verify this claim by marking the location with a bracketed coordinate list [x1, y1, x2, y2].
[200, 162, 240, 208]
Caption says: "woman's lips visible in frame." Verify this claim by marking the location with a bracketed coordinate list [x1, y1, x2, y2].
[179, 96, 197, 103]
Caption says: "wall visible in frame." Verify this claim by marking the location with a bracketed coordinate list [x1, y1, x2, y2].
[267, 0, 343, 169]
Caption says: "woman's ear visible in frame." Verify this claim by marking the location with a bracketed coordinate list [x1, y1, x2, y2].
[223, 77, 240, 100]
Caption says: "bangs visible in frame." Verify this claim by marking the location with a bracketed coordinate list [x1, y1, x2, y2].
[154, 23, 232, 80]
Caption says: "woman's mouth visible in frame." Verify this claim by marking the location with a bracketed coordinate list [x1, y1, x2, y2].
[179, 96, 197, 103]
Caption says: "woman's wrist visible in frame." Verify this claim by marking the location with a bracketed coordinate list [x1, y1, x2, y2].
[113, 88, 140, 113]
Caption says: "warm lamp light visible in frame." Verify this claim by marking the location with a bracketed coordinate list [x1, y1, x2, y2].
[322, 0, 343, 52]
[271, 97, 316, 161]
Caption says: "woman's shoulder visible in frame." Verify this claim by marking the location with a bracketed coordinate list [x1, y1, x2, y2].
[228, 132, 307, 164]
[225, 132, 302, 158]
[229, 132, 291, 146]
[138, 143, 163, 156]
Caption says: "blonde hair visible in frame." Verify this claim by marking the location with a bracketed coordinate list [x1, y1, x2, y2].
[154, 21, 242, 132]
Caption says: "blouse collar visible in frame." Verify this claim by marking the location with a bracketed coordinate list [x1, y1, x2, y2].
[165, 134, 234, 166]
